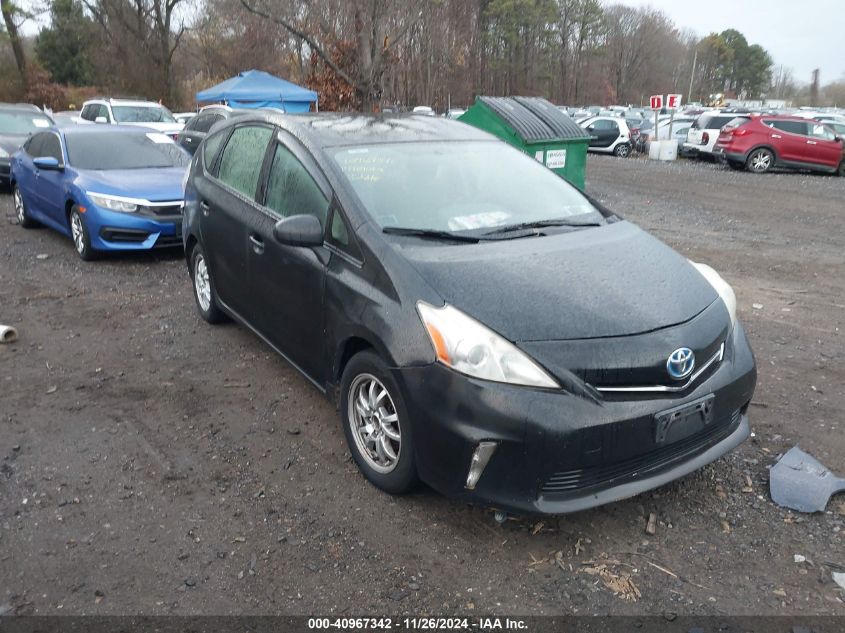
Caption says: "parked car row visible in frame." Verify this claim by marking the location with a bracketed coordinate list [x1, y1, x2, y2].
[3, 103, 759, 517]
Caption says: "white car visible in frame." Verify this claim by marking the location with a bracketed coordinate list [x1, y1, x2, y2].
[579, 116, 632, 157]
[683, 111, 750, 158]
[79, 98, 184, 137]
[412, 106, 436, 116]
[174, 112, 197, 125]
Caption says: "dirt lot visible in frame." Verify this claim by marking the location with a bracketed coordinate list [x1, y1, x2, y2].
[1, 155, 844, 617]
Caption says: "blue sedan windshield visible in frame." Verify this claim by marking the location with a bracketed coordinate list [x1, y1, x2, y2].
[331, 141, 599, 232]
[66, 132, 190, 170]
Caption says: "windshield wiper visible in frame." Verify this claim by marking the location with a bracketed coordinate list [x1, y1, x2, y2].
[483, 218, 602, 236]
[382, 227, 481, 243]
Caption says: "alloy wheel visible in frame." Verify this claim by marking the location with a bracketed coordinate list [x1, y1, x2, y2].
[748, 149, 772, 173]
[70, 212, 85, 255]
[348, 373, 401, 474]
[194, 254, 211, 312]
[14, 187, 24, 224]
[615, 143, 631, 157]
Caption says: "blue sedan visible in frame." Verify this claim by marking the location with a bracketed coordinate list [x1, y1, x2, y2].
[10, 126, 190, 260]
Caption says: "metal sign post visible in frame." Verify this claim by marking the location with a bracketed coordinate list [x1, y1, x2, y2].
[650, 95, 663, 147]
[666, 94, 682, 141]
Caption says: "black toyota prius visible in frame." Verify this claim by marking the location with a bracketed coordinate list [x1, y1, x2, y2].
[183, 112, 756, 515]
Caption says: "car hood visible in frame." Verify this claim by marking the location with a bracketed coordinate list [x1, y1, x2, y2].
[0, 134, 28, 156]
[398, 220, 719, 341]
[77, 167, 186, 202]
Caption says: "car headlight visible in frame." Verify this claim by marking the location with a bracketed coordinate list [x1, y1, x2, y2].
[416, 301, 560, 389]
[691, 261, 736, 327]
[86, 192, 140, 213]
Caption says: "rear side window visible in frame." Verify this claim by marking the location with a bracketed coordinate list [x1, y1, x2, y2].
[263, 143, 329, 227]
[768, 120, 809, 135]
[216, 125, 273, 198]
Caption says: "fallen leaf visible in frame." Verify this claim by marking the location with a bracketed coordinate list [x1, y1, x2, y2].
[232, 536, 246, 543]
[532, 521, 544, 535]
[720, 520, 731, 534]
[772, 588, 787, 598]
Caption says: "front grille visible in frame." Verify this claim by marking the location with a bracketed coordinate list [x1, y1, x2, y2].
[139, 203, 183, 217]
[540, 408, 741, 495]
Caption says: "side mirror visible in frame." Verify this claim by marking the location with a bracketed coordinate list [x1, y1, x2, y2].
[94, 116, 108, 124]
[33, 156, 62, 171]
[273, 214, 323, 247]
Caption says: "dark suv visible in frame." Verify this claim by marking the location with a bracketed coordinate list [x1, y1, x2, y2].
[714, 115, 845, 175]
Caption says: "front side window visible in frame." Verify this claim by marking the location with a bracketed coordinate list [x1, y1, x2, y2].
[41, 134, 63, 163]
[809, 123, 836, 140]
[264, 143, 329, 226]
[216, 125, 273, 198]
[331, 141, 600, 232]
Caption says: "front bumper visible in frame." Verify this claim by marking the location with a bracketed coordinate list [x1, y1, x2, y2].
[395, 322, 756, 515]
[87, 207, 183, 251]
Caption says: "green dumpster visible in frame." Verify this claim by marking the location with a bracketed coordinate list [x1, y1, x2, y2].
[458, 96, 591, 190]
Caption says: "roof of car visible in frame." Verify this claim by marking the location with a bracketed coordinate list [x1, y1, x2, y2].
[233, 111, 494, 147]
[0, 104, 52, 116]
[83, 98, 163, 107]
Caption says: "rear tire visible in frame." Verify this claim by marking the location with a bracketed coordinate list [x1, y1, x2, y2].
[613, 142, 631, 158]
[746, 148, 774, 173]
[340, 350, 418, 495]
[14, 185, 37, 228]
[190, 243, 226, 324]
[70, 206, 97, 260]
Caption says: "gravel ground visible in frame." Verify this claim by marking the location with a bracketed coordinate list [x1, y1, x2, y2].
[0, 154, 843, 617]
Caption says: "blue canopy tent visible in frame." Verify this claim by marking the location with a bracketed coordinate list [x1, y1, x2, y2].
[196, 70, 318, 113]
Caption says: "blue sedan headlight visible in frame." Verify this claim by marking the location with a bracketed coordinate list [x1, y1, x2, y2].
[86, 192, 141, 213]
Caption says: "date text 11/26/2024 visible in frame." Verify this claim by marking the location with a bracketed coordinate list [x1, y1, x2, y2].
[307, 617, 528, 631]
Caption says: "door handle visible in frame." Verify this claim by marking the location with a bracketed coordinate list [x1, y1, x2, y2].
[806, 140, 817, 145]
[771, 134, 782, 139]
[249, 234, 264, 253]
[200, 201, 210, 216]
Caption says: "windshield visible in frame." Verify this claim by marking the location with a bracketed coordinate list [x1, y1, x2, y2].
[111, 105, 177, 124]
[66, 132, 190, 170]
[331, 141, 600, 232]
[0, 111, 53, 135]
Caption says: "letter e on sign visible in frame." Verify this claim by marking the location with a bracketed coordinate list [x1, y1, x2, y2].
[667, 94, 682, 109]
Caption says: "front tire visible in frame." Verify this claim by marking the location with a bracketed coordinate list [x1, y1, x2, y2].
[837, 161, 845, 177]
[746, 148, 774, 173]
[614, 142, 631, 158]
[69, 206, 97, 260]
[14, 185, 37, 228]
[190, 243, 225, 323]
[340, 350, 418, 495]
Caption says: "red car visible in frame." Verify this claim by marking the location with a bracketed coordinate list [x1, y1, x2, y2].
[714, 115, 845, 175]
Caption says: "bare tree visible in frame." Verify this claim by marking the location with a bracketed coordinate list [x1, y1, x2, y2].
[83, 0, 189, 103]
[1, 0, 27, 83]
[239, 0, 422, 110]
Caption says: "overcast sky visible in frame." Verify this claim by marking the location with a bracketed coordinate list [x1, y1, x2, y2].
[614, 0, 843, 85]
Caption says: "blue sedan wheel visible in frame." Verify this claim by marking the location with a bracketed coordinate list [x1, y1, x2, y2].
[14, 186, 37, 229]
[70, 206, 97, 261]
